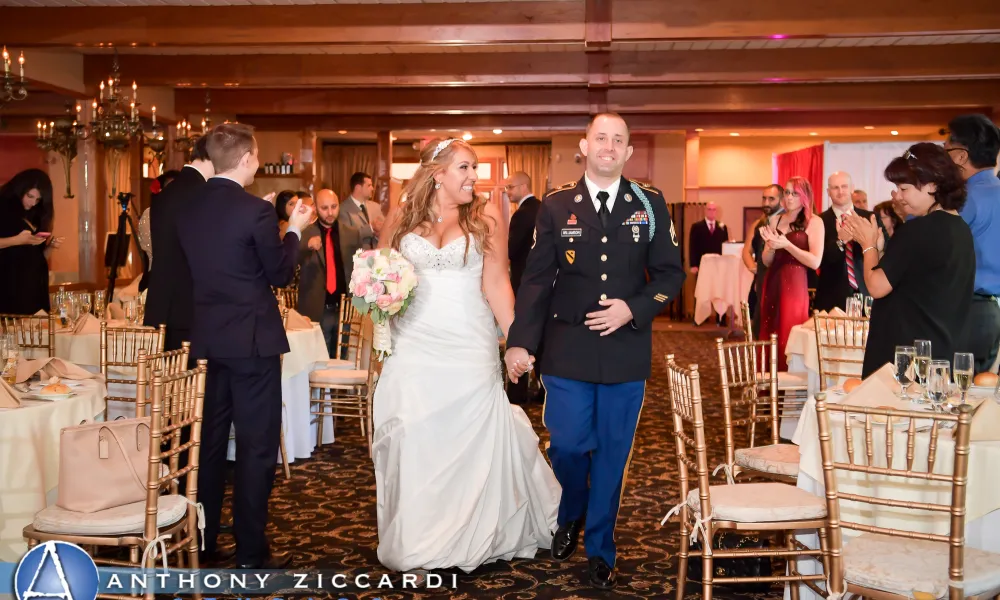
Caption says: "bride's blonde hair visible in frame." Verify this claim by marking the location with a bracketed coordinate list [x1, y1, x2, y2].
[390, 138, 493, 261]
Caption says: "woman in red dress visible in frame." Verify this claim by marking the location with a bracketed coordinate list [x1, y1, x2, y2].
[759, 176, 826, 370]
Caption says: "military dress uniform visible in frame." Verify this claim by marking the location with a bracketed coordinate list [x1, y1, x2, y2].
[507, 174, 685, 568]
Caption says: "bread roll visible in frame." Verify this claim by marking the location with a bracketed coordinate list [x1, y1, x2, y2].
[974, 372, 998, 387]
[843, 378, 862, 393]
[40, 382, 71, 395]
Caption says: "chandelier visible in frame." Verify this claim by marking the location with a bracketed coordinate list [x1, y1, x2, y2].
[83, 51, 143, 199]
[174, 90, 211, 155]
[35, 102, 88, 198]
[145, 106, 167, 173]
[1, 46, 27, 106]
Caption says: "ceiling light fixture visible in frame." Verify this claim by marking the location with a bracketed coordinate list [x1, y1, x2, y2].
[462, 132, 473, 141]
[809, 132, 818, 136]
[864, 126, 875, 130]
[493, 129, 502, 134]
[694, 128, 704, 132]
[890, 130, 899, 136]
[729, 132, 740, 137]
[338, 130, 347, 134]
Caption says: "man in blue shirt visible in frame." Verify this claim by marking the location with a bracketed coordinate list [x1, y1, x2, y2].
[945, 114, 1000, 373]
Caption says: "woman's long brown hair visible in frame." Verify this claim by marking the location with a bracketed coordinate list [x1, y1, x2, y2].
[389, 138, 493, 262]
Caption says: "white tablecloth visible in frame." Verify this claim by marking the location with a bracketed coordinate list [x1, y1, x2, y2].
[0, 381, 106, 562]
[693, 254, 754, 325]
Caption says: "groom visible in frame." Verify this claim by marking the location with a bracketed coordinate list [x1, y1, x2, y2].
[505, 113, 685, 589]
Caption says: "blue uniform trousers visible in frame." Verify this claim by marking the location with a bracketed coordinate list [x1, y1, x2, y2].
[541, 375, 645, 566]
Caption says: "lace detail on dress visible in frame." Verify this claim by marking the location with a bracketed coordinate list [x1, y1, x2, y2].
[400, 233, 483, 274]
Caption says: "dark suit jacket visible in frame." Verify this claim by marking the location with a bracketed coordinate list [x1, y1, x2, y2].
[689, 219, 729, 269]
[814, 207, 883, 311]
[143, 166, 206, 332]
[508, 195, 540, 294]
[296, 221, 354, 322]
[177, 178, 300, 359]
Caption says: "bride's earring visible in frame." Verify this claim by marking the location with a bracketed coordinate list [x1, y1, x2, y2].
[434, 182, 442, 190]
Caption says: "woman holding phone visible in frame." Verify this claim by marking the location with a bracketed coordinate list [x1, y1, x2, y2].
[0, 169, 61, 314]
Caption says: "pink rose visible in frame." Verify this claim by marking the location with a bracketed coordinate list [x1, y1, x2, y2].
[391, 292, 403, 302]
[385, 272, 401, 283]
[370, 282, 386, 296]
[376, 294, 393, 309]
[352, 283, 368, 297]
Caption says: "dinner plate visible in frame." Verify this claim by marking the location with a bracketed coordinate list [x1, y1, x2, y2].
[23, 392, 76, 401]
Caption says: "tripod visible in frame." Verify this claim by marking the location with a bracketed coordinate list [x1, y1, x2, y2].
[105, 192, 136, 303]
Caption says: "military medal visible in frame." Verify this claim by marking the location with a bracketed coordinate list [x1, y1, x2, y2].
[632, 225, 640, 242]
[567, 214, 577, 225]
[574, 194, 582, 203]
[625, 193, 633, 203]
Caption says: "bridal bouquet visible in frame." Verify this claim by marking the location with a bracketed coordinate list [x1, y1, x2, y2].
[350, 248, 418, 360]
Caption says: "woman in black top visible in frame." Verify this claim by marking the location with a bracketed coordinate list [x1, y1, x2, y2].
[843, 143, 974, 378]
[0, 169, 60, 315]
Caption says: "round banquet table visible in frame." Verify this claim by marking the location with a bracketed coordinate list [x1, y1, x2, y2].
[0, 381, 106, 563]
[693, 254, 754, 325]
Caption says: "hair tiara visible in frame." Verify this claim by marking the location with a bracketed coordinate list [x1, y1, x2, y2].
[430, 138, 457, 162]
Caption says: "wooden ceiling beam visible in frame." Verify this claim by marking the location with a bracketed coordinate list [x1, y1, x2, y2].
[611, 0, 1000, 40]
[179, 81, 1000, 117]
[0, 3, 584, 48]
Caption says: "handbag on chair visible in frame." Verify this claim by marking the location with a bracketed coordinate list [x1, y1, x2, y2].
[56, 417, 152, 513]
[687, 532, 772, 593]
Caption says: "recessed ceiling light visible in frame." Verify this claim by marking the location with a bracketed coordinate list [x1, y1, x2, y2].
[462, 132, 473, 141]
[493, 129, 503, 134]
[729, 132, 740, 137]
[338, 130, 347, 134]
[890, 130, 899, 136]
[864, 126, 875, 130]
[694, 128, 704, 132]
[809, 132, 818, 136]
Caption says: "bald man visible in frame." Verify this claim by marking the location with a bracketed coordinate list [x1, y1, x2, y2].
[297, 189, 359, 354]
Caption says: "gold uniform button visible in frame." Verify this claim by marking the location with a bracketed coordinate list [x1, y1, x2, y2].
[601, 254, 607, 262]
[601, 236, 608, 243]
[553, 314, 558, 318]
[569, 238, 574, 243]
[601, 274, 607, 281]
[600, 293, 607, 301]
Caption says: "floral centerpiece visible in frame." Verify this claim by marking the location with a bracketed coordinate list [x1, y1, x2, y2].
[349, 248, 418, 360]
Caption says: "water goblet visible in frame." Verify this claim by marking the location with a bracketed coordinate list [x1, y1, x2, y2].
[953, 352, 975, 405]
[927, 360, 951, 408]
[894, 345, 916, 400]
[914, 340, 932, 403]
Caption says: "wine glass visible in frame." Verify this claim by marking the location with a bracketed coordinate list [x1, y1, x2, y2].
[863, 296, 873, 318]
[953, 352, 975, 405]
[124, 300, 137, 325]
[927, 360, 951, 408]
[94, 290, 106, 319]
[914, 340, 932, 403]
[79, 292, 92, 317]
[894, 345, 916, 399]
[1, 333, 20, 385]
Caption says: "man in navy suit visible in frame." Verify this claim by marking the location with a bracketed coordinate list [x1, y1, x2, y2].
[178, 123, 314, 569]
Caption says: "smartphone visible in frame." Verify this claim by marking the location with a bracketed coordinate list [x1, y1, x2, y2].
[34, 232, 51, 238]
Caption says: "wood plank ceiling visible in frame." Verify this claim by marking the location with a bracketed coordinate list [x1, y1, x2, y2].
[1, 0, 999, 135]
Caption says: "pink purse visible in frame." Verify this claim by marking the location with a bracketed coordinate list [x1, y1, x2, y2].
[57, 417, 152, 513]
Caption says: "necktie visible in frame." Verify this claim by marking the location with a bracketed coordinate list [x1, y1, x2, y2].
[842, 215, 858, 290]
[596, 191, 610, 230]
[359, 201, 369, 223]
[325, 227, 337, 295]
[709, 221, 715, 234]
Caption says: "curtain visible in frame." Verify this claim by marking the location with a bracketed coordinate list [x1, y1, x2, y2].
[321, 144, 377, 200]
[775, 144, 825, 214]
[822, 141, 934, 211]
[505, 144, 551, 199]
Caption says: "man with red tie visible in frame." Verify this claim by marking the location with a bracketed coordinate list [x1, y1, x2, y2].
[297, 189, 360, 356]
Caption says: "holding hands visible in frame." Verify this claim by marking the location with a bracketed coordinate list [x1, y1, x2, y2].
[504, 346, 535, 383]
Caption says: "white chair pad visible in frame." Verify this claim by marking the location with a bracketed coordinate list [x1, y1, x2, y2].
[319, 359, 355, 370]
[34, 495, 187, 536]
[735, 443, 800, 477]
[309, 369, 367, 386]
[777, 371, 808, 389]
[844, 532, 1000, 599]
[686, 482, 825, 523]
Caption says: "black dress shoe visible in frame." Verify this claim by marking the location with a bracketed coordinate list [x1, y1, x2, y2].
[237, 553, 292, 570]
[199, 547, 236, 567]
[550, 520, 583, 561]
[588, 557, 616, 589]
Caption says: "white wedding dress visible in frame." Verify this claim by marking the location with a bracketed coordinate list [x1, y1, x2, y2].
[372, 232, 561, 573]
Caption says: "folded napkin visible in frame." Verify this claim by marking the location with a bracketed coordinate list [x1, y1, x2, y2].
[72, 313, 101, 334]
[970, 398, 1000, 441]
[0, 380, 20, 408]
[801, 319, 816, 331]
[34, 309, 47, 316]
[829, 307, 847, 316]
[105, 304, 125, 320]
[286, 309, 312, 331]
[16, 357, 102, 385]
[841, 363, 904, 409]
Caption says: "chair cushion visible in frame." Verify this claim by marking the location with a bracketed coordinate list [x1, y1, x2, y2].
[33, 495, 187, 536]
[320, 359, 355, 370]
[686, 482, 825, 523]
[844, 532, 1000, 599]
[735, 443, 800, 477]
[309, 369, 367, 386]
[777, 371, 809, 389]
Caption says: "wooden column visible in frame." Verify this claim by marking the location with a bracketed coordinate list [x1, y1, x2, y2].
[684, 131, 700, 205]
[376, 130, 393, 214]
[76, 102, 101, 287]
[300, 128, 319, 196]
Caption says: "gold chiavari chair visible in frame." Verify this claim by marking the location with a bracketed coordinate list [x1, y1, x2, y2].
[715, 335, 799, 483]
[101, 322, 166, 419]
[277, 308, 291, 479]
[24, 361, 208, 598]
[663, 355, 829, 600]
[309, 313, 372, 448]
[813, 311, 869, 391]
[739, 301, 810, 404]
[317, 294, 364, 370]
[0, 312, 56, 358]
[815, 395, 1000, 600]
[136, 343, 191, 418]
[740, 301, 753, 340]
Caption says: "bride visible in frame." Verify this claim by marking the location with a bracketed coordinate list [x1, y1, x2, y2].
[372, 138, 561, 574]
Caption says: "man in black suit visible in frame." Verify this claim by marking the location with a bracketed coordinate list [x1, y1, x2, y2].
[178, 123, 314, 570]
[742, 184, 783, 334]
[143, 137, 214, 351]
[814, 171, 883, 312]
[689, 202, 729, 324]
[504, 171, 541, 404]
[505, 113, 685, 589]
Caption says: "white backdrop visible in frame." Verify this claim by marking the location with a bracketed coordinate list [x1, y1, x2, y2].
[821, 141, 942, 211]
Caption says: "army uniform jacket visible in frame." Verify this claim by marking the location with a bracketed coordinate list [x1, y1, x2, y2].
[507, 175, 685, 384]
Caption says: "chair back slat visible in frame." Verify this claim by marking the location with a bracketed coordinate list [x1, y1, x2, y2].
[136, 342, 191, 418]
[716, 335, 780, 460]
[336, 293, 365, 367]
[665, 355, 712, 520]
[740, 301, 753, 340]
[813, 312, 869, 390]
[815, 393, 974, 595]
[0, 313, 56, 357]
[101, 322, 166, 409]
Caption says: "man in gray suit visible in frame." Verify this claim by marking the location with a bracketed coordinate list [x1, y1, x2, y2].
[298, 189, 360, 355]
[339, 172, 376, 250]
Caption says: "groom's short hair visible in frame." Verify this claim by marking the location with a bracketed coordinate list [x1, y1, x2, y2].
[585, 112, 630, 143]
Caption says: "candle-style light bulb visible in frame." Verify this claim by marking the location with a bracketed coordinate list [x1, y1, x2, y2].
[201, 119, 206, 134]
[18, 52, 24, 81]
[151, 105, 156, 126]
[2, 47, 9, 75]
[76, 104, 82, 120]
[130, 101, 135, 120]
[132, 81, 137, 103]
[99, 81, 104, 101]
[36, 121, 41, 139]
[92, 99, 97, 111]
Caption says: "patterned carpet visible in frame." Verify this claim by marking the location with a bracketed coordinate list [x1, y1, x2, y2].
[221, 329, 785, 599]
